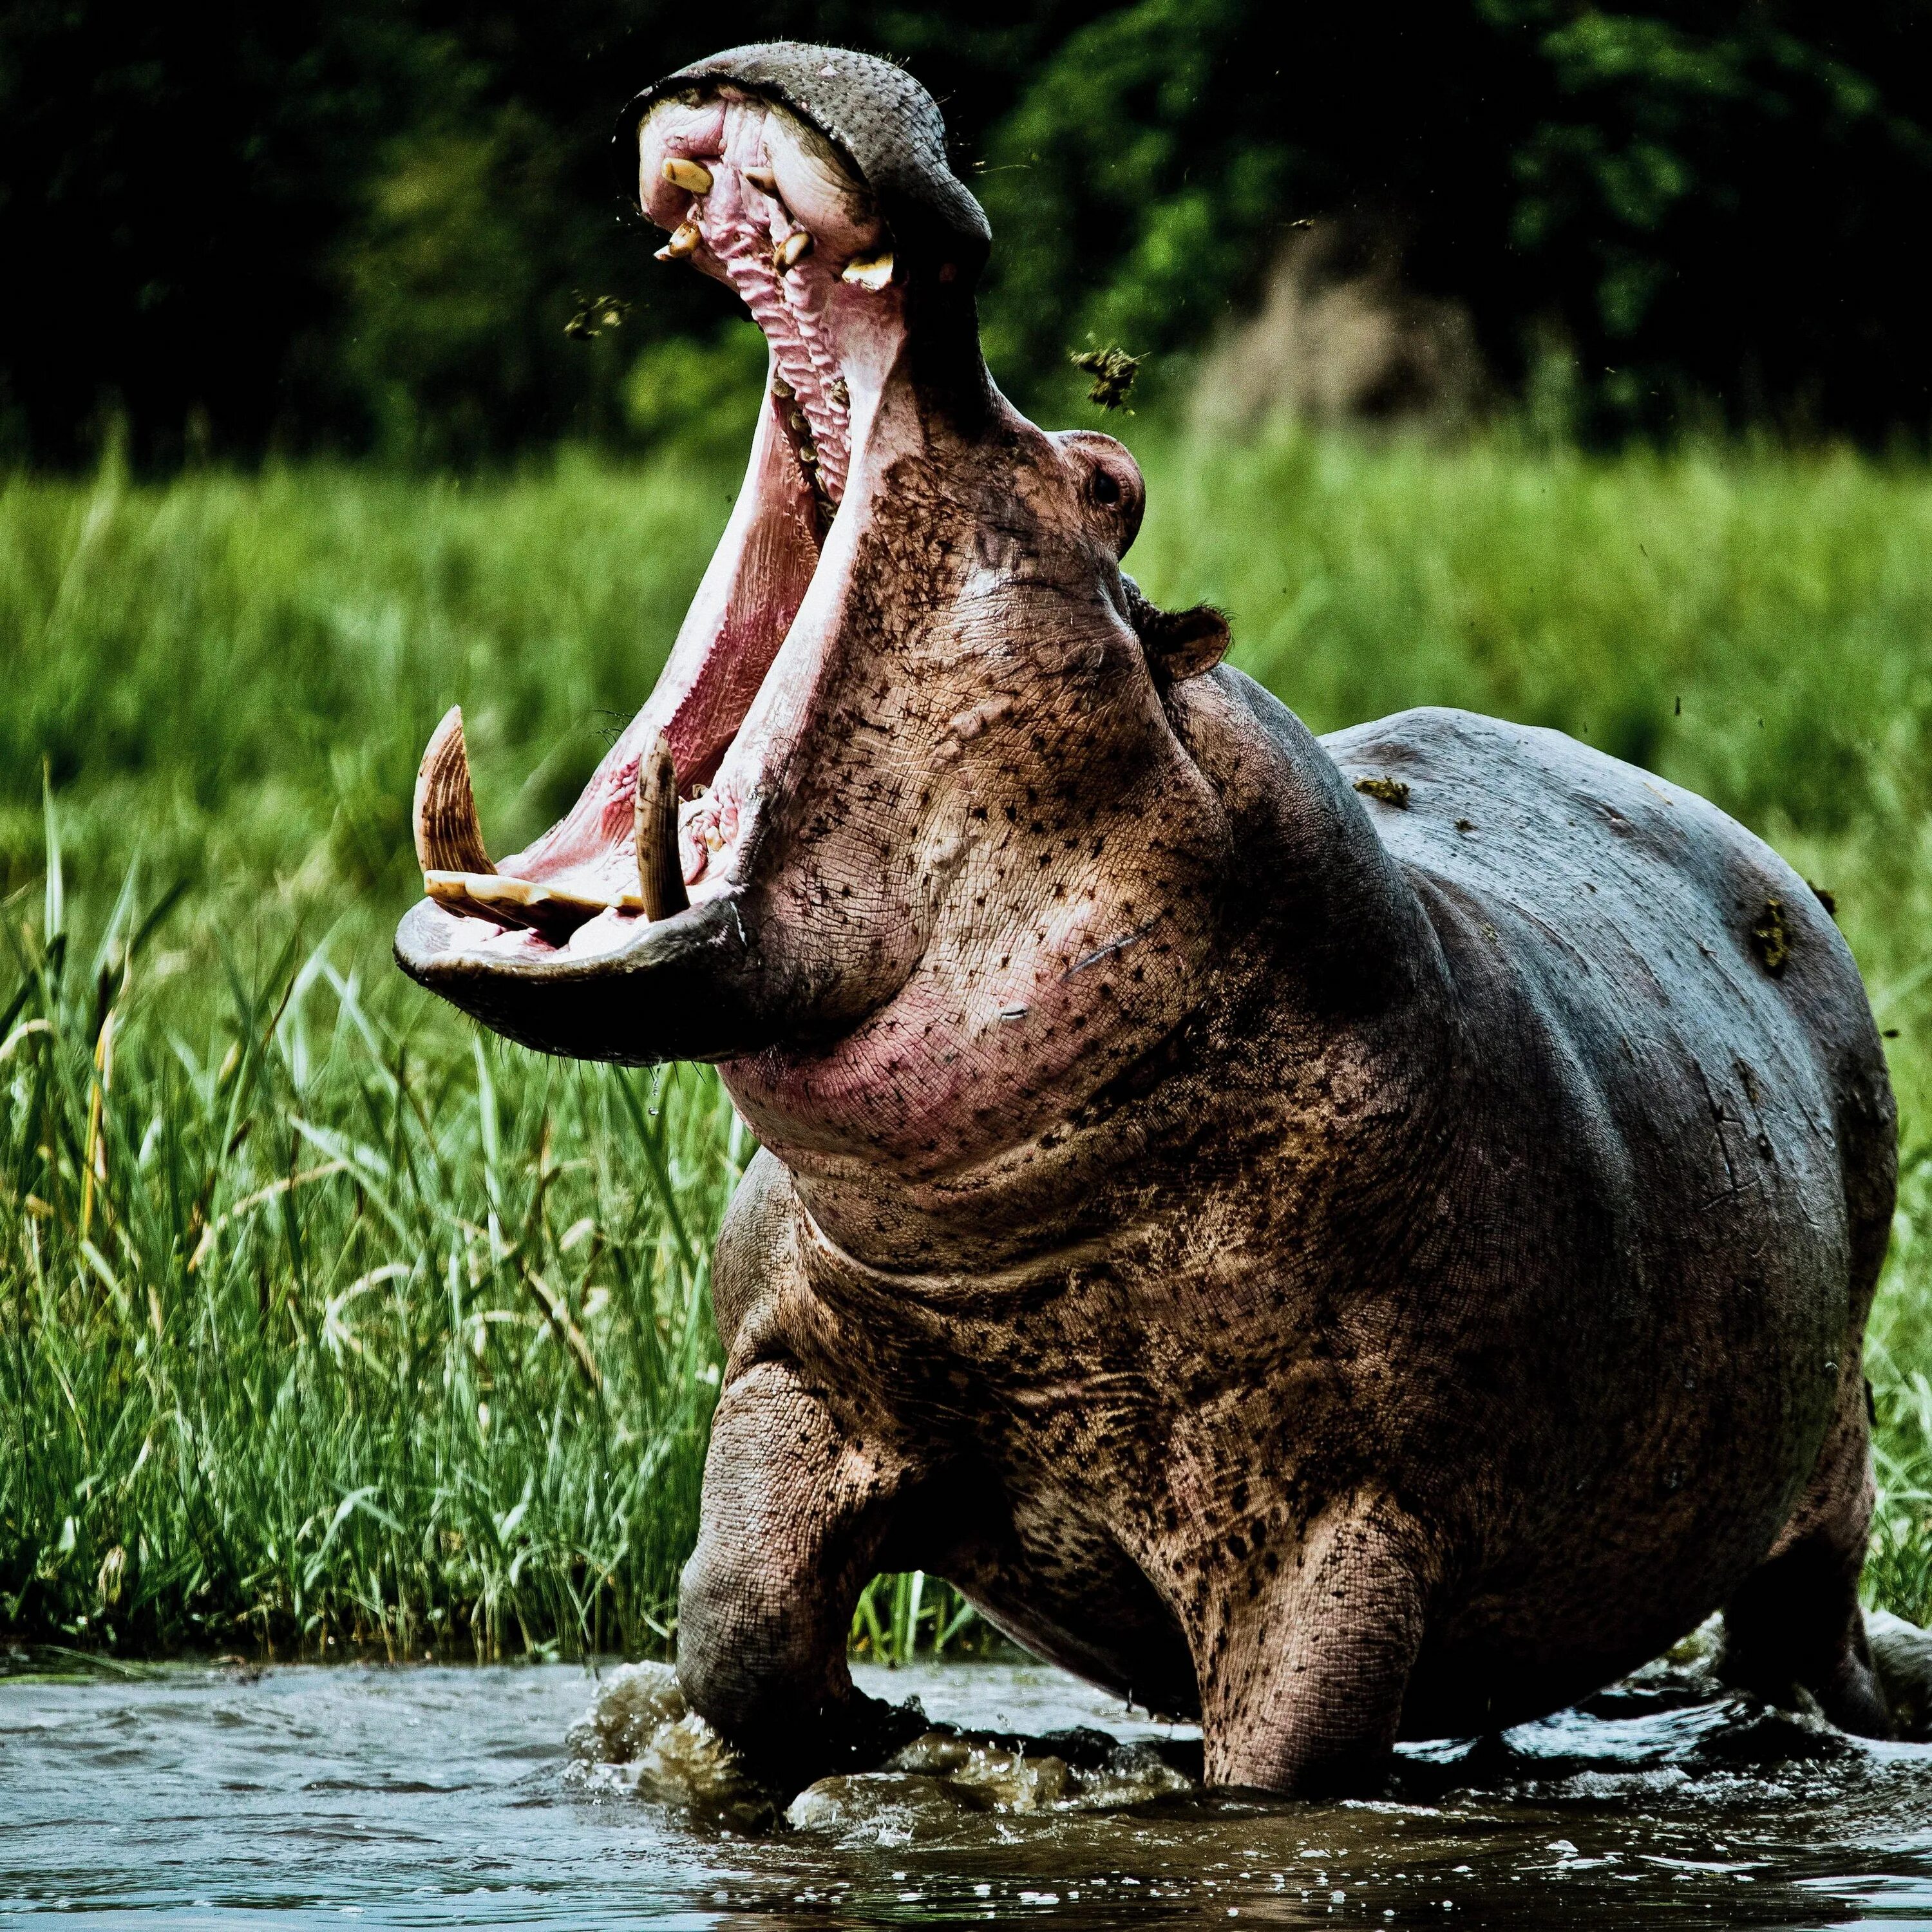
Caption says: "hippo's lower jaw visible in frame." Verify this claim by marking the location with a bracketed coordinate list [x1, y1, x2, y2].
[393, 892, 781, 1065]
[395, 80, 924, 1062]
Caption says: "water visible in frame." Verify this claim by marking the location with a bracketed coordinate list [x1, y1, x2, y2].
[6, 1641, 1932, 1929]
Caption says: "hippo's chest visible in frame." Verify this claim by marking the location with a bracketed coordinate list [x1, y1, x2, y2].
[785, 1205, 1408, 1554]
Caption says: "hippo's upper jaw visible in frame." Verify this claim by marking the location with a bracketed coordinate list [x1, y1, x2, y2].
[395, 47, 982, 1064]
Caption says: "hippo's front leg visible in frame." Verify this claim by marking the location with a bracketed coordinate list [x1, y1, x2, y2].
[1195, 1501, 1429, 1795]
[677, 1325, 927, 1789]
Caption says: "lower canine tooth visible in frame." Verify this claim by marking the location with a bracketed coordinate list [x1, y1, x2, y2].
[743, 166, 779, 194]
[413, 706, 494, 879]
[842, 251, 893, 291]
[775, 229, 813, 270]
[656, 222, 701, 261]
[635, 735, 689, 923]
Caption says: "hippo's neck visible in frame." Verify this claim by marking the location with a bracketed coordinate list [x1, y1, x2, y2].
[719, 667, 1455, 1276]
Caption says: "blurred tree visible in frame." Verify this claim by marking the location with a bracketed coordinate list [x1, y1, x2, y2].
[0, 0, 428, 466]
[337, 107, 591, 464]
[0, 0, 1115, 464]
[977, 0, 1932, 438]
[2, 0, 1927, 464]
[1492, 2, 1932, 437]
[343, 0, 1119, 454]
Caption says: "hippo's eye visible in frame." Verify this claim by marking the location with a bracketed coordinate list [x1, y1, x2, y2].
[1053, 430, 1144, 552]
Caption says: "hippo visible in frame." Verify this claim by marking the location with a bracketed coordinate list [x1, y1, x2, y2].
[395, 43, 1900, 1796]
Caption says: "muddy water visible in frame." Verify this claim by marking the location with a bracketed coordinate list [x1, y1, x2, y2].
[5, 1646, 1932, 1929]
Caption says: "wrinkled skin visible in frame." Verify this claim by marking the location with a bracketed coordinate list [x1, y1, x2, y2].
[396, 43, 1899, 1796]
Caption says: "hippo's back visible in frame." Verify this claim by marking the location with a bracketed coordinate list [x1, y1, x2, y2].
[1318, 706, 1896, 1721]
[1321, 707, 1889, 1194]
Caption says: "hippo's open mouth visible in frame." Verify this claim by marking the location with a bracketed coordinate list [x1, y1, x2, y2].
[394, 53, 968, 1061]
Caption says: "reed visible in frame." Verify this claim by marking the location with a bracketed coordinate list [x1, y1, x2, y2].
[2, 790, 737, 1658]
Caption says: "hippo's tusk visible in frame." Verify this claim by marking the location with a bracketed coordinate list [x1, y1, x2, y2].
[636, 734, 689, 922]
[775, 228, 814, 271]
[413, 707, 495, 879]
[661, 156, 714, 194]
[743, 166, 779, 195]
[840, 251, 893, 291]
[656, 221, 701, 261]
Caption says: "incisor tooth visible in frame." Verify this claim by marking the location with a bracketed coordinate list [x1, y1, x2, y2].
[841, 251, 893, 292]
[634, 735, 689, 923]
[655, 222, 701, 261]
[424, 870, 544, 931]
[425, 871, 644, 923]
[775, 229, 813, 270]
[661, 156, 714, 194]
[426, 870, 534, 910]
[413, 706, 493, 879]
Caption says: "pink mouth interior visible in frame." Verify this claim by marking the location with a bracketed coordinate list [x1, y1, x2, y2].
[426, 90, 904, 963]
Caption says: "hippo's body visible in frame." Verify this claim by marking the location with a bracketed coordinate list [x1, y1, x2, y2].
[397, 44, 1897, 1794]
[690, 697, 1892, 1786]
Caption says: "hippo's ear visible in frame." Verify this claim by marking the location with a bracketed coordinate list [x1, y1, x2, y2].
[1122, 574, 1231, 685]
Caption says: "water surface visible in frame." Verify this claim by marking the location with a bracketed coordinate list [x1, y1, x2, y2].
[6, 1647, 1932, 1927]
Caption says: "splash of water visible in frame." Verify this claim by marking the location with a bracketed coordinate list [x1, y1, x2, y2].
[565, 1660, 1194, 1841]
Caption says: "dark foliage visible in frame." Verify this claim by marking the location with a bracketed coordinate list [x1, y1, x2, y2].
[2, 0, 1928, 464]
[0, 0, 422, 466]
[978, 0, 1932, 440]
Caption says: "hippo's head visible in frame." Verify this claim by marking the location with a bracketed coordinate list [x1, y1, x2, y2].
[395, 43, 1234, 1178]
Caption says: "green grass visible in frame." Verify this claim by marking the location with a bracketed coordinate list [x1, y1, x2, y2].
[3, 426, 1931, 1660]
[5, 799, 737, 1659]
